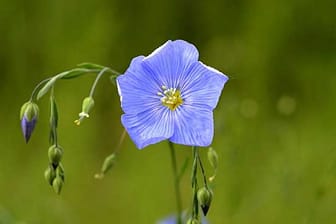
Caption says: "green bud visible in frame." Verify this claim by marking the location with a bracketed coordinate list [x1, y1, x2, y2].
[52, 176, 63, 195]
[48, 145, 63, 165]
[187, 218, 201, 224]
[74, 97, 94, 125]
[20, 101, 39, 121]
[44, 165, 56, 185]
[56, 163, 65, 182]
[94, 153, 116, 179]
[82, 97, 94, 114]
[207, 147, 218, 170]
[102, 153, 116, 174]
[197, 187, 213, 216]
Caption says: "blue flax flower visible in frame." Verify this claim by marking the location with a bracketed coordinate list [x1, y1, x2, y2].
[117, 40, 228, 149]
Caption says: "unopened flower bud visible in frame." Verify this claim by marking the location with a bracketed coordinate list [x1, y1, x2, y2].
[74, 96, 94, 125]
[56, 163, 65, 182]
[197, 187, 213, 216]
[52, 176, 63, 195]
[44, 165, 56, 185]
[94, 153, 116, 179]
[20, 101, 39, 143]
[48, 145, 63, 165]
[102, 153, 116, 174]
[187, 218, 201, 224]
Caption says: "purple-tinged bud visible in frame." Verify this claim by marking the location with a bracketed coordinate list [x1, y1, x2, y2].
[20, 101, 39, 143]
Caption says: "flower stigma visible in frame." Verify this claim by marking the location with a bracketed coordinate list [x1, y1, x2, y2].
[158, 85, 183, 110]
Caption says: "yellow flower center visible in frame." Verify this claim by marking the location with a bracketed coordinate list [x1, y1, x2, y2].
[158, 86, 183, 110]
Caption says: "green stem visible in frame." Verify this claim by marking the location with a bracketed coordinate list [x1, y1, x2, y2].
[196, 149, 208, 188]
[168, 141, 182, 224]
[191, 146, 199, 219]
[30, 77, 53, 101]
[89, 67, 109, 97]
[50, 87, 58, 146]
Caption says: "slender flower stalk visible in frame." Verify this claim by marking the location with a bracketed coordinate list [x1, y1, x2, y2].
[191, 146, 199, 220]
[75, 67, 110, 125]
[168, 141, 182, 224]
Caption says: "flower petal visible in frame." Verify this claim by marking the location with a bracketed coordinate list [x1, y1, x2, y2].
[169, 105, 214, 147]
[21, 116, 37, 143]
[142, 40, 199, 88]
[121, 107, 174, 149]
[181, 62, 228, 110]
[117, 56, 162, 114]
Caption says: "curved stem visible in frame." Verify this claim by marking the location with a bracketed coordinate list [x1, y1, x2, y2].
[89, 67, 109, 97]
[168, 141, 182, 224]
[105, 67, 121, 76]
[115, 129, 126, 154]
[196, 150, 208, 187]
[30, 77, 53, 101]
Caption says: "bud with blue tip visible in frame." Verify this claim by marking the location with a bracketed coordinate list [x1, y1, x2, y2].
[20, 101, 39, 143]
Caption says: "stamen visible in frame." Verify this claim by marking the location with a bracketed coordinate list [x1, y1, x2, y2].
[158, 85, 183, 110]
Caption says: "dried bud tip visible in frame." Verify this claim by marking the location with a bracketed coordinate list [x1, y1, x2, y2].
[94, 173, 104, 179]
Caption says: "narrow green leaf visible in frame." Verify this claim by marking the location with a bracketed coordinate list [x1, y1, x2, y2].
[36, 76, 58, 100]
[49, 129, 55, 145]
[49, 94, 58, 145]
[77, 62, 105, 70]
[50, 95, 58, 128]
[60, 68, 94, 79]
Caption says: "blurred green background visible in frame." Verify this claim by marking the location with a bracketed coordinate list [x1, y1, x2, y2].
[1, 0, 335, 223]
